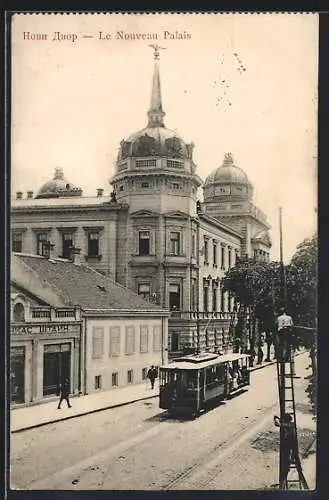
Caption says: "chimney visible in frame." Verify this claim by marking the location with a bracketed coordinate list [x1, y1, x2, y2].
[71, 247, 82, 266]
[16, 191, 23, 200]
[97, 188, 104, 197]
[27, 191, 33, 199]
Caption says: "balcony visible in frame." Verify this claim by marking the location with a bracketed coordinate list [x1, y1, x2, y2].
[169, 310, 234, 320]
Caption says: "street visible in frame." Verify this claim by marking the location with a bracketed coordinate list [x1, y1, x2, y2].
[11, 352, 315, 490]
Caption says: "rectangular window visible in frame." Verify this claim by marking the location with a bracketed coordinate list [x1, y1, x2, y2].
[153, 326, 161, 352]
[141, 182, 149, 188]
[95, 375, 102, 390]
[191, 278, 197, 311]
[212, 287, 217, 312]
[140, 326, 149, 353]
[139, 231, 150, 255]
[112, 372, 118, 387]
[125, 326, 135, 355]
[127, 369, 133, 384]
[92, 327, 104, 358]
[221, 245, 225, 269]
[170, 232, 180, 255]
[109, 327, 120, 357]
[203, 286, 209, 312]
[62, 232, 73, 259]
[191, 234, 196, 258]
[138, 283, 151, 300]
[228, 248, 232, 268]
[88, 232, 99, 257]
[142, 368, 148, 380]
[36, 233, 48, 256]
[213, 242, 217, 266]
[204, 238, 209, 262]
[12, 232, 23, 253]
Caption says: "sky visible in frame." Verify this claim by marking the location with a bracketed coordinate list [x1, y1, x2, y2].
[11, 13, 318, 263]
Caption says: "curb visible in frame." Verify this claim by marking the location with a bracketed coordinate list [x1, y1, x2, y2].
[11, 393, 159, 434]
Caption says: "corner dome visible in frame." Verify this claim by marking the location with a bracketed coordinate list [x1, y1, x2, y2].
[204, 153, 252, 187]
[35, 168, 82, 199]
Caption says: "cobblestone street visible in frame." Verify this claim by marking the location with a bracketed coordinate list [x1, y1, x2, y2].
[11, 352, 315, 490]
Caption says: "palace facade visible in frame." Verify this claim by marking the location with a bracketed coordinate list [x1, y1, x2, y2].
[11, 51, 271, 356]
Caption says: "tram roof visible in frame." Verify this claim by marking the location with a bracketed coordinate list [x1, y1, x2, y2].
[162, 353, 250, 371]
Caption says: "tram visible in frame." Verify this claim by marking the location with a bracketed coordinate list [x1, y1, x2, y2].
[159, 352, 250, 417]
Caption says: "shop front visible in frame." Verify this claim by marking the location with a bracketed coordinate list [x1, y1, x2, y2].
[11, 319, 83, 406]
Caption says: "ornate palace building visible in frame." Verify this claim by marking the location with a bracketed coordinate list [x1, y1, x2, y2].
[11, 48, 271, 357]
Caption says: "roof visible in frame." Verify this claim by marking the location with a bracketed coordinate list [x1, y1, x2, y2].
[12, 253, 166, 314]
[162, 353, 250, 370]
[204, 153, 253, 188]
[11, 196, 123, 210]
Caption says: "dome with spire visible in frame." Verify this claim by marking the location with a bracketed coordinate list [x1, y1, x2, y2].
[115, 49, 194, 174]
[203, 153, 253, 201]
[35, 168, 82, 199]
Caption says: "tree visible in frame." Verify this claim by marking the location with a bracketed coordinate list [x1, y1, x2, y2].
[289, 234, 317, 414]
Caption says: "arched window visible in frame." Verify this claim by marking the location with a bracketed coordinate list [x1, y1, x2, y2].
[13, 303, 25, 322]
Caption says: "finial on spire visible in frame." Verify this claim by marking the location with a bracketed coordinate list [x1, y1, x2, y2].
[149, 44, 166, 60]
[147, 45, 166, 127]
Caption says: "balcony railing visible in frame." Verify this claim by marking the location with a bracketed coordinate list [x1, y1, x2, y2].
[31, 309, 51, 319]
[169, 310, 234, 320]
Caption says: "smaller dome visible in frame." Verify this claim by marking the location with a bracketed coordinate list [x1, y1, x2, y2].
[204, 153, 252, 187]
[35, 168, 82, 199]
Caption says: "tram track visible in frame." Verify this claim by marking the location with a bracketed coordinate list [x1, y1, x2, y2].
[160, 403, 278, 490]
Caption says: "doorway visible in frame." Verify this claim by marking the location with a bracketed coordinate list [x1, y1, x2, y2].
[43, 343, 71, 396]
[10, 347, 25, 404]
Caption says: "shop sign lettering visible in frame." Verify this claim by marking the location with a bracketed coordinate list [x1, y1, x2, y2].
[12, 324, 80, 335]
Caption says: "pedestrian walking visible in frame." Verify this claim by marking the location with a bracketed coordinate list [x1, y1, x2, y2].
[257, 335, 264, 365]
[57, 377, 72, 409]
[277, 308, 294, 362]
[147, 365, 157, 390]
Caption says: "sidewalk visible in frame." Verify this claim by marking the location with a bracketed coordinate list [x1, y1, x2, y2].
[10, 351, 306, 434]
[11, 380, 159, 433]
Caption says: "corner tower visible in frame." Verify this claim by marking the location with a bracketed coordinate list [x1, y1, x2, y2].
[110, 46, 202, 215]
[203, 153, 272, 260]
[110, 47, 202, 314]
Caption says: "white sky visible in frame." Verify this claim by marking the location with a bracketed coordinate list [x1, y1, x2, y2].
[11, 13, 318, 263]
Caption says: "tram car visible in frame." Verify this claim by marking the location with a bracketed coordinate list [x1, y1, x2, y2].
[159, 352, 250, 417]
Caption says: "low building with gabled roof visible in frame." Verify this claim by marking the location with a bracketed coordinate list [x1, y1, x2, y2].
[11, 252, 169, 403]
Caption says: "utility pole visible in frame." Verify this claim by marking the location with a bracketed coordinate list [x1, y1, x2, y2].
[279, 207, 287, 309]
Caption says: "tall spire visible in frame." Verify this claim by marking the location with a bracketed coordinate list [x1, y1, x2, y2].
[147, 44, 166, 127]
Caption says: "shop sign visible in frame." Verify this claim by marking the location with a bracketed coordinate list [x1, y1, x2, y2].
[12, 323, 80, 335]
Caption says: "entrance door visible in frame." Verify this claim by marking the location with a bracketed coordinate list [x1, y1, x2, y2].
[10, 347, 25, 404]
[43, 343, 71, 396]
[169, 284, 181, 311]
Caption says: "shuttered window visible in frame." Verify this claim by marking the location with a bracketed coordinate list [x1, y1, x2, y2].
[153, 326, 161, 352]
[125, 326, 135, 355]
[140, 326, 149, 353]
[109, 327, 120, 357]
[92, 327, 104, 358]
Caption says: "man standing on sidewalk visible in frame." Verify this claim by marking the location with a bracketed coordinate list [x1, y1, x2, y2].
[147, 366, 157, 390]
[57, 377, 72, 409]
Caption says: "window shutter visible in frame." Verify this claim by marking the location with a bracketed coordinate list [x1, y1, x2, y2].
[92, 327, 104, 358]
[125, 326, 135, 354]
[109, 327, 120, 357]
[140, 326, 149, 353]
[150, 230, 155, 255]
[133, 230, 138, 255]
[153, 326, 161, 352]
